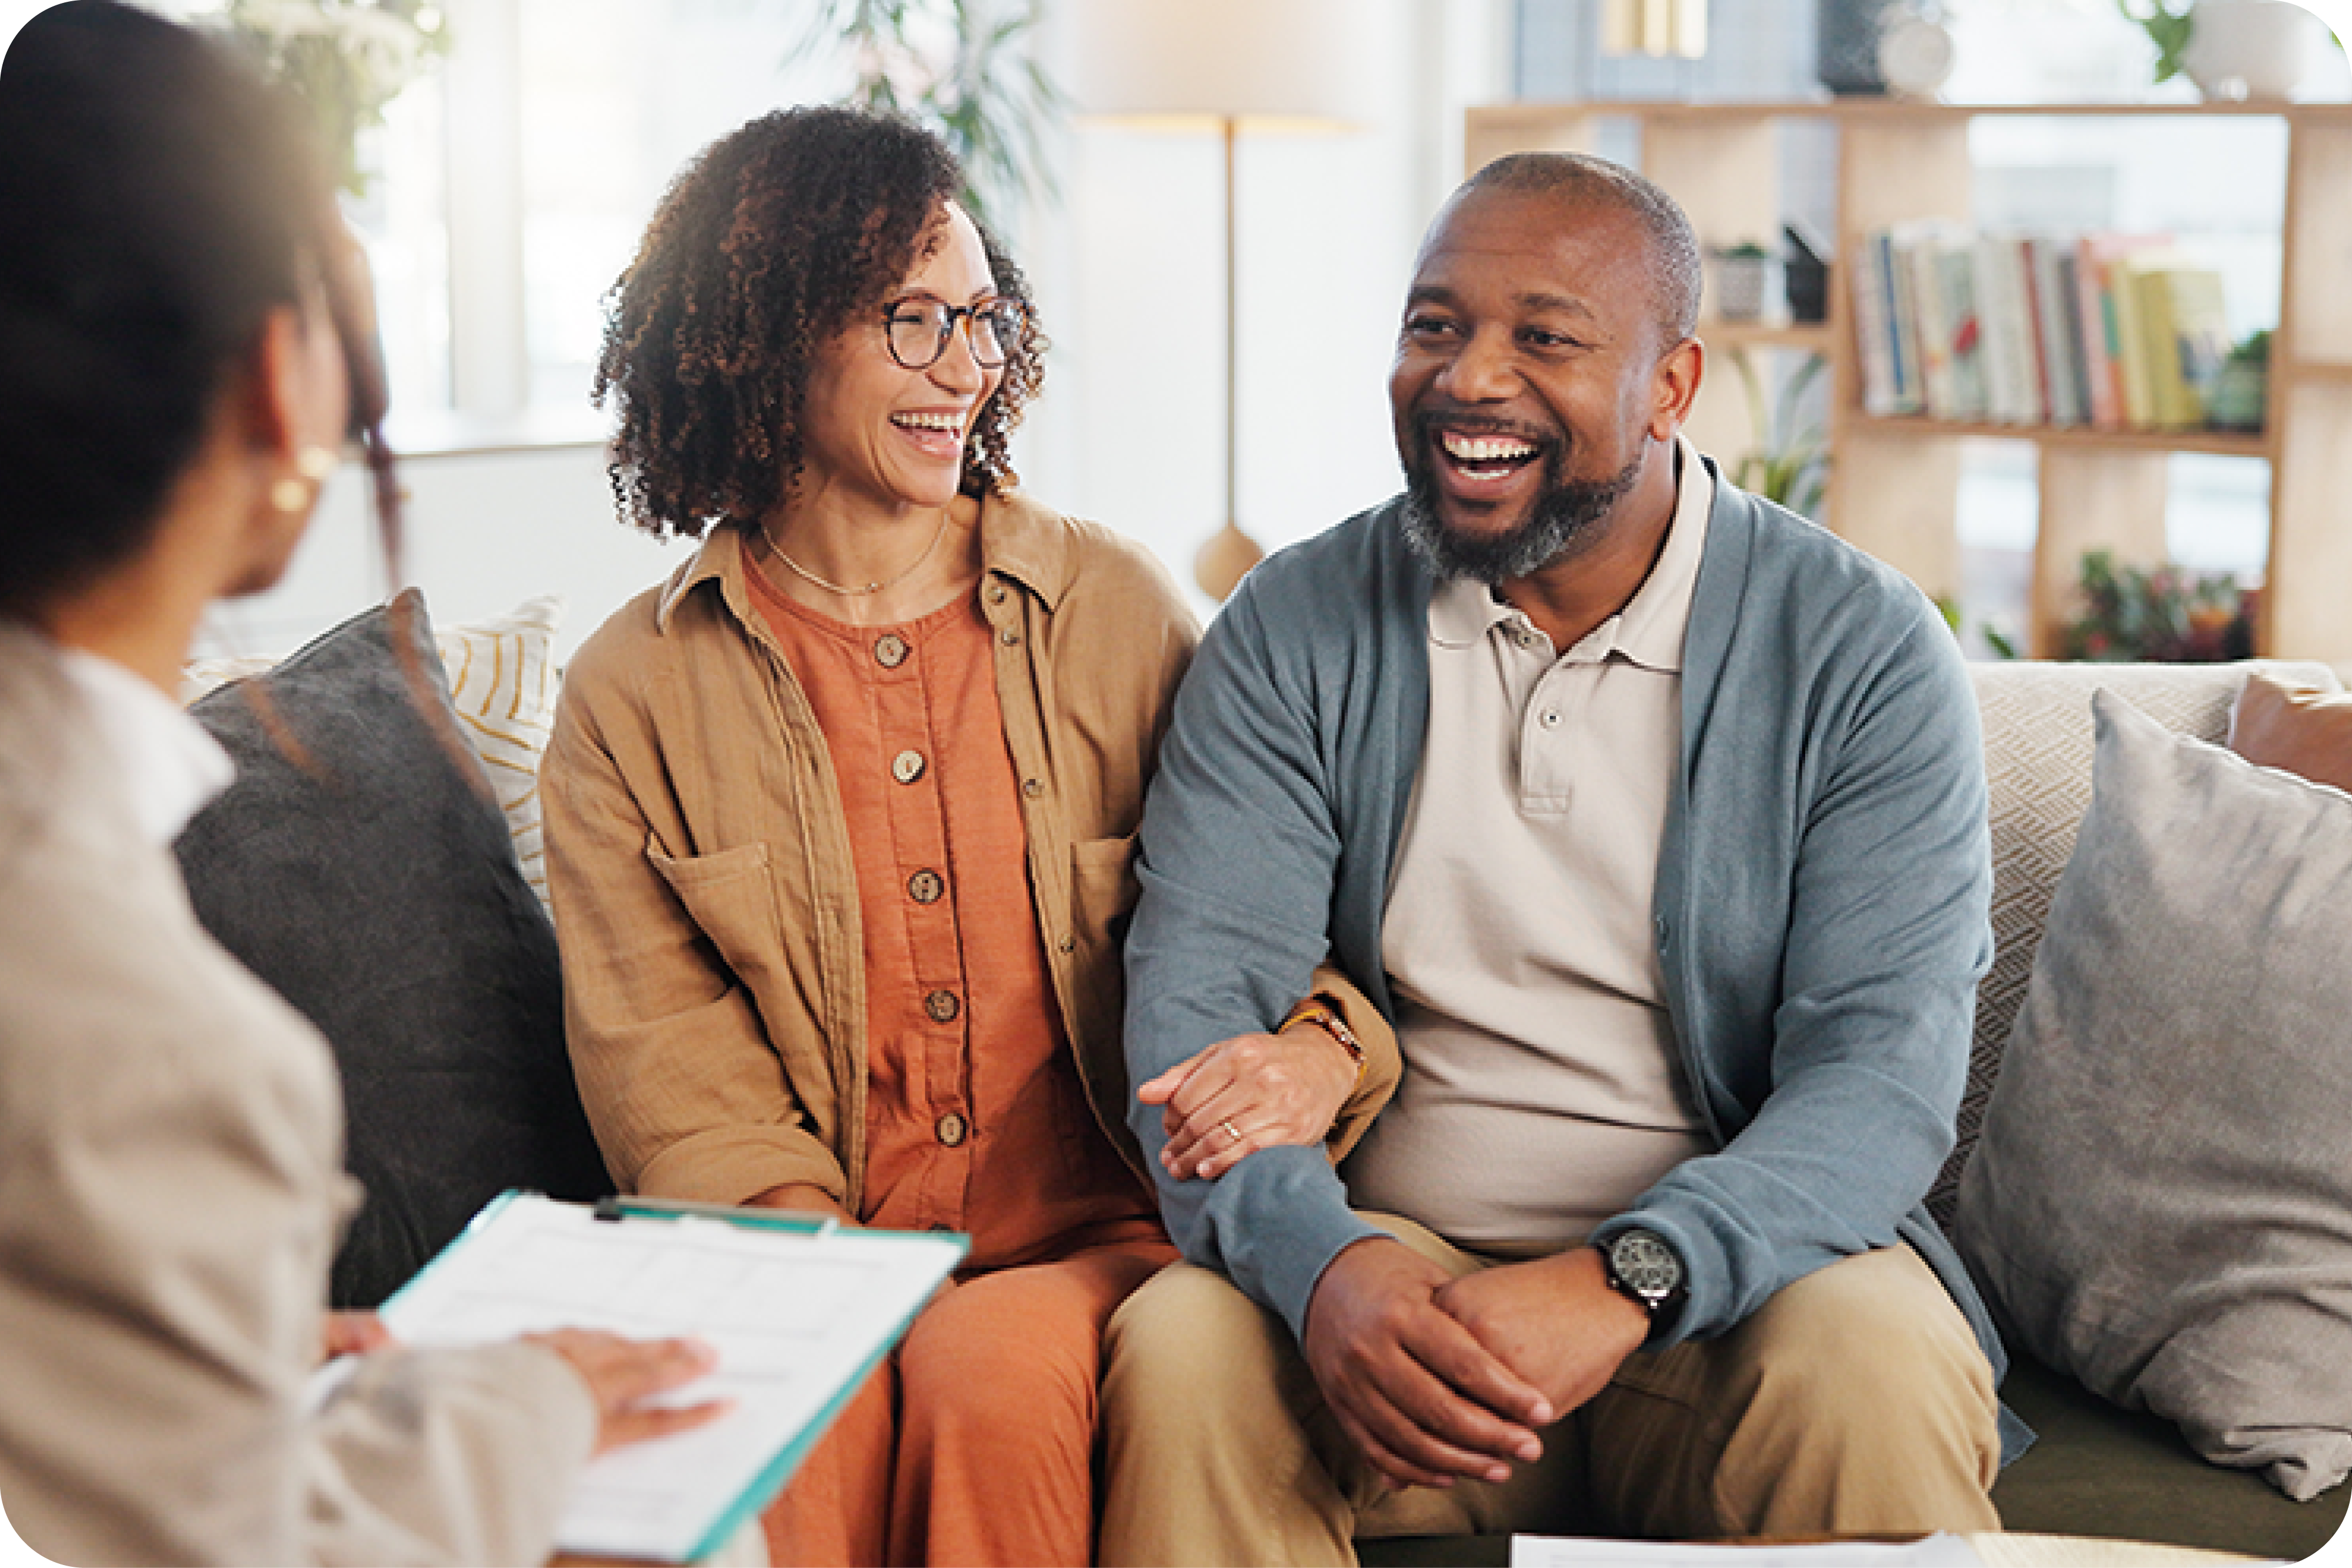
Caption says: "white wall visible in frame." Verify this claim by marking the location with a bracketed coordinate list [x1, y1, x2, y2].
[22, 0, 1512, 661]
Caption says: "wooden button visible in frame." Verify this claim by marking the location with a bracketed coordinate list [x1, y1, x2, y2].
[874, 633, 910, 668]
[987, 584, 1008, 604]
[907, 868, 944, 904]
[1021, 777, 1043, 798]
[924, 989, 961, 1022]
[936, 1112, 967, 1147]
[997, 628, 1019, 646]
[892, 749, 927, 784]
[1057, 933, 1075, 954]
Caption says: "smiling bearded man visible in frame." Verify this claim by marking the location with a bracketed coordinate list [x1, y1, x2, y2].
[1397, 408, 1642, 585]
[1096, 151, 2020, 1565]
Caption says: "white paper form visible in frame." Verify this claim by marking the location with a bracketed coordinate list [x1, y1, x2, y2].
[376, 1192, 964, 1563]
[1510, 1534, 1986, 1568]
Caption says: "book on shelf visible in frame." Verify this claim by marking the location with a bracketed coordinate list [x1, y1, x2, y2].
[1973, 233, 2043, 426]
[1851, 224, 2247, 433]
[2074, 233, 2176, 430]
[2133, 261, 2232, 430]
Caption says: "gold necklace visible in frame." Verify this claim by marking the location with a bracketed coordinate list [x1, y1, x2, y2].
[759, 511, 951, 597]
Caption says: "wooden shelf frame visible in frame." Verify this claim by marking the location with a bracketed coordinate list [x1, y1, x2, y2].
[1464, 99, 2352, 663]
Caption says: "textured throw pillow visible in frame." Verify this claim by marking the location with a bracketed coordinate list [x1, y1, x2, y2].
[2231, 670, 2352, 797]
[1954, 690, 2352, 1500]
[176, 591, 610, 1308]
[432, 594, 564, 916]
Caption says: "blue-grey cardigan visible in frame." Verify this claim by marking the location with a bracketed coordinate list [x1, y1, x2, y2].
[1124, 463, 2017, 1441]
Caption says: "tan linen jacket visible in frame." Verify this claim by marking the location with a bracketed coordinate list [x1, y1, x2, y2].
[544, 492, 1396, 1215]
[0, 625, 595, 1567]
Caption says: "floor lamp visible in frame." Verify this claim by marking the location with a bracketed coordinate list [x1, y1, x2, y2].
[1070, 0, 1371, 601]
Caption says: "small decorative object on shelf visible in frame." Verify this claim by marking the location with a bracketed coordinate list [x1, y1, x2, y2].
[2207, 327, 2271, 430]
[1877, 0, 1957, 98]
[1712, 241, 1775, 323]
[1783, 224, 1830, 324]
[1818, 0, 1893, 92]
[221, 0, 449, 198]
[2180, 0, 2336, 99]
[2062, 549, 2257, 662]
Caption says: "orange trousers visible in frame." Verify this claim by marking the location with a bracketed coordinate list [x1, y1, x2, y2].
[762, 1238, 1171, 1566]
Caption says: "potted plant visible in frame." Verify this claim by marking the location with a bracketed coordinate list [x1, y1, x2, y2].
[222, 0, 451, 197]
[1730, 349, 1829, 519]
[798, 0, 1063, 228]
[2116, 0, 2336, 99]
[1713, 240, 1775, 323]
[2207, 327, 2270, 430]
[2116, 0, 2197, 83]
[2061, 548, 2256, 662]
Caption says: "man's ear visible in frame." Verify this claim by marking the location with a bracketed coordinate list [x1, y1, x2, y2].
[1648, 336, 1704, 442]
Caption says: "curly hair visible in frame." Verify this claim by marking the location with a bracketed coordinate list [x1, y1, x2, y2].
[594, 105, 1044, 540]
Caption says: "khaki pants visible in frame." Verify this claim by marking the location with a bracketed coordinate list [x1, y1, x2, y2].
[1098, 1214, 2001, 1566]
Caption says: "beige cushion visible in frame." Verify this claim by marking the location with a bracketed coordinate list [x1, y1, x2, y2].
[1953, 690, 2352, 1501]
[433, 596, 564, 915]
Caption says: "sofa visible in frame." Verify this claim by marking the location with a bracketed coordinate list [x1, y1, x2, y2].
[176, 598, 2350, 1563]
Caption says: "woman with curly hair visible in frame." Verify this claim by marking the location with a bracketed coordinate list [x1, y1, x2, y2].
[543, 106, 1398, 1565]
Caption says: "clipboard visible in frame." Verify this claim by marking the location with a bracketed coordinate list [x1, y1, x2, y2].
[374, 1190, 965, 1563]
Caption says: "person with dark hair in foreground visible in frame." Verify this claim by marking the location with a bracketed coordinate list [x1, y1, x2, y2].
[543, 105, 1399, 1566]
[0, 5, 725, 1563]
[1098, 152, 2017, 1564]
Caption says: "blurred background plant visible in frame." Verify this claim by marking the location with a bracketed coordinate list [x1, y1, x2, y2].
[2062, 547, 2256, 661]
[222, 0, 450, 196]
[1729, 348, 1829, 520]
[2116, 0, 2196, 81]
[797, 0, 1065, 230]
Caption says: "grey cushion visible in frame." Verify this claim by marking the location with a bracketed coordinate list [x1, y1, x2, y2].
[1936, 658, 2341, 1228]
[176, 591, 610, 1308]
[1953, 689, 2352, 1501]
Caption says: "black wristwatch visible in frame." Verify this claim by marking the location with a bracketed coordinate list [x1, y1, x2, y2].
[1601, 1228, 1687, 1337]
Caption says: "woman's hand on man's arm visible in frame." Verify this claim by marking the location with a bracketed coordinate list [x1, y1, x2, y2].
[1138, 1009, 1361, 1182]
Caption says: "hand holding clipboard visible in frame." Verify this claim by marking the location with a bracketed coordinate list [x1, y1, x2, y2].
[373, 1191, 965, 1563]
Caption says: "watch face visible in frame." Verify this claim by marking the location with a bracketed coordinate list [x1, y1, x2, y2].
[1611, 1231, 1682, 1300]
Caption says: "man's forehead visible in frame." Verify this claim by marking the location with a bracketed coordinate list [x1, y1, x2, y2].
[1411, 188, 1639, 293]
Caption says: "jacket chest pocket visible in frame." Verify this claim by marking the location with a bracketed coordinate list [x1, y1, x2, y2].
[649, 841, 786, 994]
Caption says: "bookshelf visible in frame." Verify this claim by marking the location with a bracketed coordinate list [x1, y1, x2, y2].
[1464, 100, 2352, 664]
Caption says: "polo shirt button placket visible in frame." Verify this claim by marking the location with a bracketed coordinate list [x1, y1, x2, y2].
[874, 633, 910, 668]
[892, 749, 927, 784]
[908, 868, 944, 904]
[935, 1111, 967, 1148]
[924, 989, 960, 1022]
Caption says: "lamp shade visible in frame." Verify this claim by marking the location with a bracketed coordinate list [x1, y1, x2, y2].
[1068, 0, 1377, 126]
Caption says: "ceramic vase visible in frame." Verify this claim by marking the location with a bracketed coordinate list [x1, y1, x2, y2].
[2181, 0, 2330, 99]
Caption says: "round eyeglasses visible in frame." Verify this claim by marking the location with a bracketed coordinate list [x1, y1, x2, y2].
[883, 296, 1030, 372]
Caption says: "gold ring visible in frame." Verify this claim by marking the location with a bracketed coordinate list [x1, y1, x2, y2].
[1220, 1119, 1241, 1146]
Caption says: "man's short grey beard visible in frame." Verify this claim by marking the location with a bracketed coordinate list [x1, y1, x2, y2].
[1398, 451, 1645, 584]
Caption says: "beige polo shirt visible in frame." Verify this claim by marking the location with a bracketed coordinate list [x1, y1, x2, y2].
[1345, 437, 1718, 1249]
